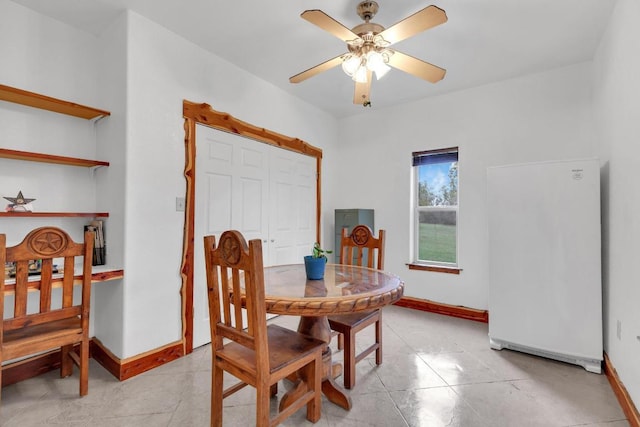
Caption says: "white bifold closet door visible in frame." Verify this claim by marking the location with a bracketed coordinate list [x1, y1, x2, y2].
[193, 125, 317, 348]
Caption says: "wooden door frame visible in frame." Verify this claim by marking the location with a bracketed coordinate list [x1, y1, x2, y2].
[181, 100, 323, 354]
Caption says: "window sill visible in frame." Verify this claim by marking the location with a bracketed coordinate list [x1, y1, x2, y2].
[406, 263, 461, 274]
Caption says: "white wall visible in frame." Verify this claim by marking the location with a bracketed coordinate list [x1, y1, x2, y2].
[0, 0, 102, 240]
[117, 12, 338, 358]
[593, 0, 640, 406]
[93, 11, 129, 357]
[333, 62, 598, 310]
[0, 1, 109, 337]
[0, 2, 339, 359]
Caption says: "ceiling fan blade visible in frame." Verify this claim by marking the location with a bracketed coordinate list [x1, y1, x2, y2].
[353, 70, 372, 105]
[301, 10, 360, 42]
[290, 55, 345, 84]
[378, 5, 447, 45]
[387, 51, 446, 83]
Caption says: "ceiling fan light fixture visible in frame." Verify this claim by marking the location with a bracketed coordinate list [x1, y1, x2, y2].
[342, 54, 361, 77]
[373, 63, 391, 80]
[352, 65, 368, 83]
[365, 50, 390, 80]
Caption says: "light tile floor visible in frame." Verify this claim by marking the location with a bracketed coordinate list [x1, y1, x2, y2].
[0, 306, 629, 426]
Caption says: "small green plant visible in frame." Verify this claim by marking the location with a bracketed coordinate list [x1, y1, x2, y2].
[312, 242, 333, 259]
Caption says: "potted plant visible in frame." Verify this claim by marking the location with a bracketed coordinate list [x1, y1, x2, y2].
[304, 243, 333, 280]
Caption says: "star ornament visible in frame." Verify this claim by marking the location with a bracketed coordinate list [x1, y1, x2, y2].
[4, 190, 36, 205]
[34, 231, 64, 254]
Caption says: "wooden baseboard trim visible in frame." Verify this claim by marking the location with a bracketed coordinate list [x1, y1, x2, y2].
[120, 341, 184, 380]
[89, 338, 122, 380]
[1, 349, 63, 387]
[394, 296, 489, 323]
[91, 338, 184, 381]
[604, 352, 640, 427]
[2, 339, 185, 387]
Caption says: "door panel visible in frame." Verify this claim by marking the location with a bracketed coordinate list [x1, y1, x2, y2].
[193, 126, 317, 348]
[269, 151, 317, 266]
[206, 173, 232, 230]
[194, 128, 269, 348]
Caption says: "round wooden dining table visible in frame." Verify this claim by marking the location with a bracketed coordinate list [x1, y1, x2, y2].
[262, 263, 404, 411]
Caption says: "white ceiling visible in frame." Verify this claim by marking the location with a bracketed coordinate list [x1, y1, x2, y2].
[11, 0, 616, 118]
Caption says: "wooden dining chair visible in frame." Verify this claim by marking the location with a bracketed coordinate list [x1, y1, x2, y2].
[203, 230, 324, 427]
[0, 226, 94, 400]
[328, 225, 386, 389]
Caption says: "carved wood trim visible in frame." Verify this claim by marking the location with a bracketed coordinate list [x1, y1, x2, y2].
[181, 100, 323, 355]
[263, 283, 404, 315]
[181, 116, 196, 356]
[183, 101, 323, 159]
[394, 296, 489, 323]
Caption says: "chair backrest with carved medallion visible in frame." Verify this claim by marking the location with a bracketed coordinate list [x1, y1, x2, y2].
[0, 227, 94, 351]
[340, 225, 386, 270]
[203, 230, 268, 362]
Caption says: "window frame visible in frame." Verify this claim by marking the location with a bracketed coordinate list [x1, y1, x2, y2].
[410, 147, 460, 272]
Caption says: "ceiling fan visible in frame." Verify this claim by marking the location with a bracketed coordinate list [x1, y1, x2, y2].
[289, 1, 448, 106]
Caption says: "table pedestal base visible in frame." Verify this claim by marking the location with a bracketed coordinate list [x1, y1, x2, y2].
[279, 315, 352, 411]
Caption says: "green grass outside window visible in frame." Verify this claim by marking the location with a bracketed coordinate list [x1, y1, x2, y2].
[418, 223, 456, 264]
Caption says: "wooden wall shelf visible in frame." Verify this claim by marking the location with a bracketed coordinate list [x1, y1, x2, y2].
[0, 84, 110, 120]
[0, 148, 109, 167]
[3, 268, 124, 295]
[0, 212, 109, 218]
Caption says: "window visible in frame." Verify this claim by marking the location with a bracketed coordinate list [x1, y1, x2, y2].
[412, 147, 458, 268]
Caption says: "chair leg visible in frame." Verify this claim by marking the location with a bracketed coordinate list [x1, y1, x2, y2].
[343, 330, 356, 389]
[60, 344, 73, 378]
[211, 364, 224, 427]
[256, 382, 271, 427]
[79, 340, 89, 396]
[375, 314, 383, 366]
[337, 332, 344, 351]
[270, 382, 278, 397]
[305, 354, 322, 423]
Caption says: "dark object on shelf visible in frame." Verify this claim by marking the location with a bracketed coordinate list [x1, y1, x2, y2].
[85, 221, 106, 266]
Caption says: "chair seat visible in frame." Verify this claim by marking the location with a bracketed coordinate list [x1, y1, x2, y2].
[216, 324, 325, 377]
[328, 309, 379, 331]
[2, 317, 83, 361]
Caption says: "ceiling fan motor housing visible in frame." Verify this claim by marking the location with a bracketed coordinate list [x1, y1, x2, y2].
[351, 2, 386, 55]
[357, 1, 379, 22]
[351, 22, 385, 38]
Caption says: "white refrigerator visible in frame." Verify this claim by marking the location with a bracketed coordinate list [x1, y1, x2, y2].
[487, 158, 603, 373]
